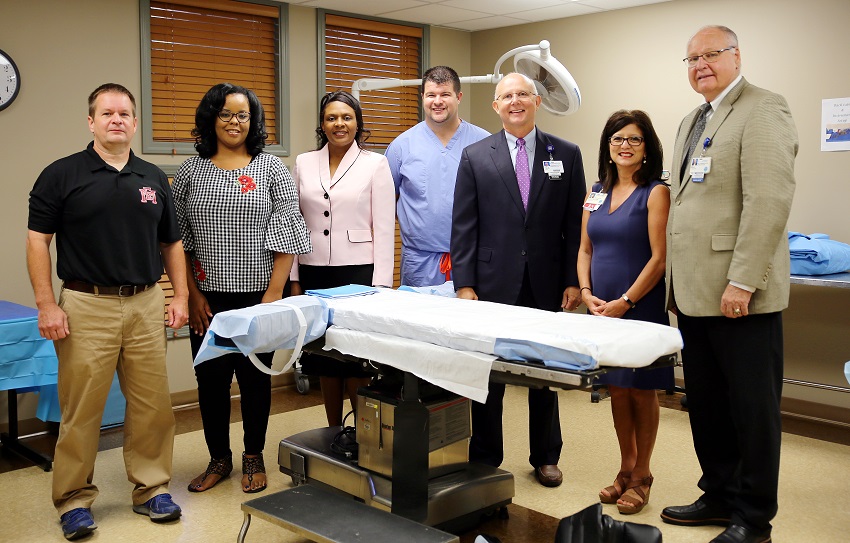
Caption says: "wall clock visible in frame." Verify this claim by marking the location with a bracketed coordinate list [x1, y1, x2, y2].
[0, 48, 21, 112]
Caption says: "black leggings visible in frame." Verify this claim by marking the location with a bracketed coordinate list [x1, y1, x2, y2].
[297, 264, 374, 378]
[189, 290, 273, 459]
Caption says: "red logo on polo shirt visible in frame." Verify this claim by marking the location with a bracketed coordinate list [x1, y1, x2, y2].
[139, 187, 158, 204]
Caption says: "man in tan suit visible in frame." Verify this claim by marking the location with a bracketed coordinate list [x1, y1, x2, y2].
[660, 26, 797, 543]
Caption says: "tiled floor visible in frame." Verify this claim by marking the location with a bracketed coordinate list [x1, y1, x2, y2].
[1, 385, 558, 542]
[2, 386, 848, 542]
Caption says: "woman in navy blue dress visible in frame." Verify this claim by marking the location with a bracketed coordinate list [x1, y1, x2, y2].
[577, 110, 672, 515]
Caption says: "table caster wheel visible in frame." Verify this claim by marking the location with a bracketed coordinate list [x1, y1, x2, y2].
[294, 369, 310, 394]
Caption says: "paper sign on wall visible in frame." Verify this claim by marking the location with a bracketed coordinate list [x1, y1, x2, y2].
[822, 98, 850, 152]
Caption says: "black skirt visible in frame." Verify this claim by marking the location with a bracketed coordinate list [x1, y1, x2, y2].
[297, 264, 374, 378]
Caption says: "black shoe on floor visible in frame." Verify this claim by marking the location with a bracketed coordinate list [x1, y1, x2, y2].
[710, 524, 771, 543]
[660, 498, 731, 526]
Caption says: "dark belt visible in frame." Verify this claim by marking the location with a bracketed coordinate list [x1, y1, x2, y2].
[63, 280, 157, 297]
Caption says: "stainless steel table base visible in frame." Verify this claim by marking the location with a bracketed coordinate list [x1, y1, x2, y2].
[278, 427, 514, 531]
[238, 484, 461, 543]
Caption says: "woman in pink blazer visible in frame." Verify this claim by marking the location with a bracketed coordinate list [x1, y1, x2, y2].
[290, 91, 395, 426]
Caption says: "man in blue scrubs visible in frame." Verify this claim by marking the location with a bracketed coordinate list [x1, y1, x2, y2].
[385, 66, 489, 287]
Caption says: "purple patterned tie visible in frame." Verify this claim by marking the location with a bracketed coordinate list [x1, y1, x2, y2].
[516, 137, 530, 209]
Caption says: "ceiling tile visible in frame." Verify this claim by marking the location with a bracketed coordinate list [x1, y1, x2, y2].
[378, 3, 491, 26]
[574, 0, 671, 10]
[509, 3, 603, 22]
[296, 0, 429, 16]
[280, 0, 678, 31]
[436, 15, 534, 32]
[440, 0, 568, 17]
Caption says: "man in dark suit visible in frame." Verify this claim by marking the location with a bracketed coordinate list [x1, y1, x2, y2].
[661, 26, 796, 543]
[451, 72, 586, 487]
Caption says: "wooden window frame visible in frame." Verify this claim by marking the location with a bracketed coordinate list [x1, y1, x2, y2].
[139, 0, 290, 157]
[319, 11, 428, 150]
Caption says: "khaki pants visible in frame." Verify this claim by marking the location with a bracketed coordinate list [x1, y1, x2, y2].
[52, 286, 175, 515]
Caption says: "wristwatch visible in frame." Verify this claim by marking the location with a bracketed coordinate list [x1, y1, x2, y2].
[621, 294, 636, 309]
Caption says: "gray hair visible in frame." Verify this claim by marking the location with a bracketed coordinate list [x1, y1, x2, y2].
[688, 25, 739, 48]
[494, 72, 536, 100]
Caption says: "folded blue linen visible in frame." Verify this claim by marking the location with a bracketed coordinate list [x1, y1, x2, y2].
[305, 284, 378, 298]
[789, 232, 850, 275]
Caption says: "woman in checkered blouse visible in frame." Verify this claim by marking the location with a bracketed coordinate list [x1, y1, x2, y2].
[172, 83, 311, 494]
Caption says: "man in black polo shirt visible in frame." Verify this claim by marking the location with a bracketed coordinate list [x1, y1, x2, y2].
[26, 83, 189, 541]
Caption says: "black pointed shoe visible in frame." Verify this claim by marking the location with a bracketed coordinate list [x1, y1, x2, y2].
[709, 524, 771, 543]
[660, 499, 731, 526]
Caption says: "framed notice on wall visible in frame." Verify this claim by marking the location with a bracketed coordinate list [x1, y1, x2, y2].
[822, 98, 850, 152]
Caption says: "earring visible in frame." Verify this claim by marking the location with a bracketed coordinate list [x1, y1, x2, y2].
[609, 159, 613, 164]
[643, 157, 647, 164]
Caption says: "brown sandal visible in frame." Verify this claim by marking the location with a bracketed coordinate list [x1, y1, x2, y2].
[599, 471, 630, 504]
[188, 455, 233, 492]
[617, 475, 654, 515]
[242, 452, 267, 494]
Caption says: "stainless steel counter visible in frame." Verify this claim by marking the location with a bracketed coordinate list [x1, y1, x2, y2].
[790, 272, 850, 288]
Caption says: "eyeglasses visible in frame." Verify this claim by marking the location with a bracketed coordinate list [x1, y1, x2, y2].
[683, 47, 736, 67]
[218, 110, 251, 123]
[609, 136, 644, 146]
[496, 91, 537, 103]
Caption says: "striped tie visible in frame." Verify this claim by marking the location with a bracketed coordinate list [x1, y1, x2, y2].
[682, 103, 711, 179]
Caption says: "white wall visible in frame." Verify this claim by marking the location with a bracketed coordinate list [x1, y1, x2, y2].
[468, 0, 850, 241]
[2, 0, 848, 423]
[0, 0, 472, 420]
[467, 0, 850, 414]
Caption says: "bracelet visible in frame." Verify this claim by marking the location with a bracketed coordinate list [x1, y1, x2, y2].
[580, 287, 591, 292]
[621, 293, 636, 309]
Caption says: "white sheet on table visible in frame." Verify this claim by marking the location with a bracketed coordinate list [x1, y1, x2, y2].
[324, 326, 494, 403]
[324, 289, 682, 370]
[397, 281, 457, 298]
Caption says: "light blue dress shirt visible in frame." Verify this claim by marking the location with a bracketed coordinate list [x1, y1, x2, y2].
[504, 127, 537, 173]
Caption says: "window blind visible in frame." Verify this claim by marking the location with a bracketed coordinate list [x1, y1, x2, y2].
[324, 14, 422, 147]
[150, 1, 279, 146]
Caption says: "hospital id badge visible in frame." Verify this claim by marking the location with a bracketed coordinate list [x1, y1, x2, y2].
[690, 157, 711, 183]
[543, 160, 563, 180]
[583, 191, 607, 212]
